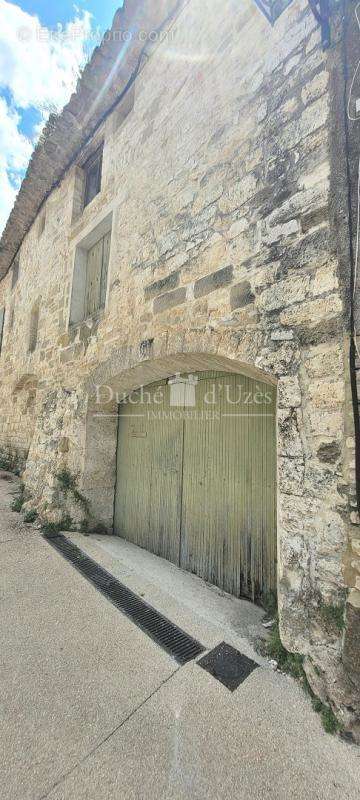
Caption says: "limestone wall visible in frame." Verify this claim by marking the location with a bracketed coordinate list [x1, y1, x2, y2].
[0, 0, 358, 726]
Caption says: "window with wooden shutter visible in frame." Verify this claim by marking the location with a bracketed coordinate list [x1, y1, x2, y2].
[29, 304, 39, 353]
[84, 230, 111, 318]
[38, 210, 46, 238]
[11, 257, 19, 289]
[69, 213, 112, 326]
[0, 308, 5, 355]
[9, 304, 15, 331]
[83, 145, 103, 208]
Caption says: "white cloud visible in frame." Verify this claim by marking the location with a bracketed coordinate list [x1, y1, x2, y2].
[0, 0, 92, 233]
[0, 0, 92, 111]
[0, 170, 17, 234]
[0, 96, 32, 231]
[0, 97, 31, 169]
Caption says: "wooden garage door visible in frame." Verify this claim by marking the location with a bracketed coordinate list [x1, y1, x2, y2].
[114, 372, 277, 600]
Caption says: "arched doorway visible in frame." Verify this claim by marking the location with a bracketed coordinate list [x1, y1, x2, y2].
[113, 368, 276, 601]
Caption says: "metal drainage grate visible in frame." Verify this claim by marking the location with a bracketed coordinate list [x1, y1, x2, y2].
[43, 534, 205, 665]
[197, 641, 259, 691]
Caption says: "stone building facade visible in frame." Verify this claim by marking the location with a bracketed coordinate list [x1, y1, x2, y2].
[0, 0, 359, 732]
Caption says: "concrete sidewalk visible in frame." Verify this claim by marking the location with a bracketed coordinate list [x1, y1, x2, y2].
[1, 474, 359, 800]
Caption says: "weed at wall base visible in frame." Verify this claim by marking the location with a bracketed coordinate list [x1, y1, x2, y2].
[266, 617, 305, 679]
[56, 469, 77, 492]
[24, 509, 37, 523]
[311, 697, 342, 734]
[266, 617, 343, 734]
[11, 497, 24, 513]
[0, 455, 11, 471]
[318, 600, 346, 633]
[41, 515, 73, 537]
[10, 482, 25, 513]
[55, 468, 90, 516]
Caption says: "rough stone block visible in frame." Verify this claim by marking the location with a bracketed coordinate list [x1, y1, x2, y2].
[278, 376, 301, 408]
[309, 410, 343, 438]
[311, 266, 338, 296]
[230, 280, 254, 311]
[153, 286, 187, 314]
[194, 266, 233, 299]
[301, 72, 328, 106]
[262, 219, 299, 246]
[304, 342, 343, 379]
[317, 441, 341, 464]
[278, 408, 303, 458]
[145, 270, 180, 300]
[308, 379, 344, 409]
[343, 601, 360, 688]
[278, 456, 304, 495]
[227, 218, 248, 240]
[280, 296, 342, 327]
[258, 276, 309, 313]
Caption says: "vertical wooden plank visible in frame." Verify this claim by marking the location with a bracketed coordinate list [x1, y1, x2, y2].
[180, 373, 233, 592]
[85, 238, 103, 316]
[100, 231, 111, 309]
[147, 383, 184, 563]
[114, 381, 183, 564]
[114, 392, 152, 547]
[85, 241, 96, 317]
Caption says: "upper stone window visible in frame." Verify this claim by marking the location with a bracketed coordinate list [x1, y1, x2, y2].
[113, 85, 135, 134]
[28, 303, 40, 353]
[0, 307, 5, 355]
[70, 213, 112, 326]
[83, 144, 103, 208]
[9, 303, 15, 331]
[38, 210, 46, 238]
[84, 231, 110, 316]
[11, 257, 19, 289]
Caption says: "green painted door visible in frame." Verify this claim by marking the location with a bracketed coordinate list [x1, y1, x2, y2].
[179, 372, 277, 600]
[114, 371, 277, 600]
[114, 382, 183, 564]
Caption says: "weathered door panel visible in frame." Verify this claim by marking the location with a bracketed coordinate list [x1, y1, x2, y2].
[179, 373, 276, 600]
[114, 382, 183, 564]
[115, 400, 152, 550]
[147, 397, 183, 564]
[114, 371, 277, 601]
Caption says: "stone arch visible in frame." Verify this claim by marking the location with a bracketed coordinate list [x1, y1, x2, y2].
[84, 328, 278, 402]
[82, 347, 278, 534]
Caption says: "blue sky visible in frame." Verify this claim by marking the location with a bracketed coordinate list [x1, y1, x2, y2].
[18, 1, 117, 29]
[0, 1, 122, 231]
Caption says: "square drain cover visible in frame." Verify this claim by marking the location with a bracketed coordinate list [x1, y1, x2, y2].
[198, 641, 259, 691]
